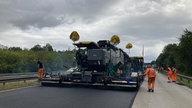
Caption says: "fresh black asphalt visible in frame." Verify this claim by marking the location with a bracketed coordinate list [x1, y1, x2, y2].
[0, 84, 137, 108]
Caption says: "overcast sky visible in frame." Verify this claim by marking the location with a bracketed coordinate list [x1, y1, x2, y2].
[0, 0, 192, 62]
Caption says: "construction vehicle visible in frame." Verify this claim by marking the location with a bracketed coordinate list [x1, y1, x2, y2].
[41, 40, 144, 89]
[127, 56, 144, 88]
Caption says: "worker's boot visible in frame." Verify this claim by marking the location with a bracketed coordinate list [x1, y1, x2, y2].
[167, 80, 171, 83]
[151, 89, 154, 92]
[148, 89, 151, 92]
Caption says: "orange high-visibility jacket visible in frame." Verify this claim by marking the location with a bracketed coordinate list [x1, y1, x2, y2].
[172, 68, 177, 75]
[167, 67, 172, 75]
[144, 67, 156, 78]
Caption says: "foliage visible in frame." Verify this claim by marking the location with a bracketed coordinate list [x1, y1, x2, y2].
[0, 44, 75, 73]
[156, 44, 177, 67]
[176, 30, 192, 75]
[156, 29, 192, 75]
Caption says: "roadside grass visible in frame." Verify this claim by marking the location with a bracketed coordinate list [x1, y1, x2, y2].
[0, 79, 40, 91]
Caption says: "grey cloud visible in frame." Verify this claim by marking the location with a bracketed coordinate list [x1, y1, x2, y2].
[1, 0, 192, 62]
[12, 15, 62, 30]
[109, 8, 192, 41]
[0, 0, 119, 30]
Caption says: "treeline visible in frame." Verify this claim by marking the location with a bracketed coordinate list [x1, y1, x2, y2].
[0, 43, 75, 73]
[156, 29, 192, 76]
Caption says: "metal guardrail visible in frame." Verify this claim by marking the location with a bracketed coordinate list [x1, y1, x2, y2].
[0, 73, 38, 85]
[0, 72, 37, 76]
[177, 74, 192, 84]
[0, 71, 63, 85]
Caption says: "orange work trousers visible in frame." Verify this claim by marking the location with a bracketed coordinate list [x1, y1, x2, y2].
[167, 72, 172, 81]
[148, 77, 155, 90]
[168, 74, 171, 80]
[38, 68, 44, 79]
[172, 74, 177, 81]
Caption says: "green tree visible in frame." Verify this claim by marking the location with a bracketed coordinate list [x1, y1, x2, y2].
[30, 44, 43, 51]
[176, 30, 192, 74]
[156, 29, 192, 76]
[43, 43, 53, 51]
[0, 44, 76, 74]
[8, 47, 22, 51]
[156, 44, 177, 67]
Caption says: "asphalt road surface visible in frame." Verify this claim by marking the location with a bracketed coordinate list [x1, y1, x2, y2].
[0, 85, 137, 108]
[132, 73, 192, 108]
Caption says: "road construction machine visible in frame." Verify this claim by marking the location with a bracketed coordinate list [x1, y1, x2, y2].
[41, 40, 144, 89]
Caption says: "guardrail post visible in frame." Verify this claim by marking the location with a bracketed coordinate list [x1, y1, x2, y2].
[3, 82, 5, 86]
[188, 80, 190, 84]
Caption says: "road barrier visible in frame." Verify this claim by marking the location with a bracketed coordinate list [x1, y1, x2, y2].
[0, 72, 37, 76]
[0, 73, 37, 85]
[177, 74, 192, 84]
[0, 71, 64, 86]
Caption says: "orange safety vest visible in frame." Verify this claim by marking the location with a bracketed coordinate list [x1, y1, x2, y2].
[144, 67, 156, 78]
[172, 68, 176, 75]
[172, 68, 177, 81]
[167, 67, 172, 75]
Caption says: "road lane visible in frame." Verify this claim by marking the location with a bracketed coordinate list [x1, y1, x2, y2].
[0, 85, 137, 108]
[132, 73, 192, 108]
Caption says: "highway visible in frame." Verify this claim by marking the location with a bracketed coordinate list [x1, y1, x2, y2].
[0, 85, 137, 108]
[1, 72, 192, 108]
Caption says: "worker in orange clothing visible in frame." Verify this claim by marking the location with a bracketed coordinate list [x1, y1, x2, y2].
[37, 60, 44, 80]
[144, 65, 156, 92]
[167, 66, 172, 83]
[172, 67, 177, 82]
